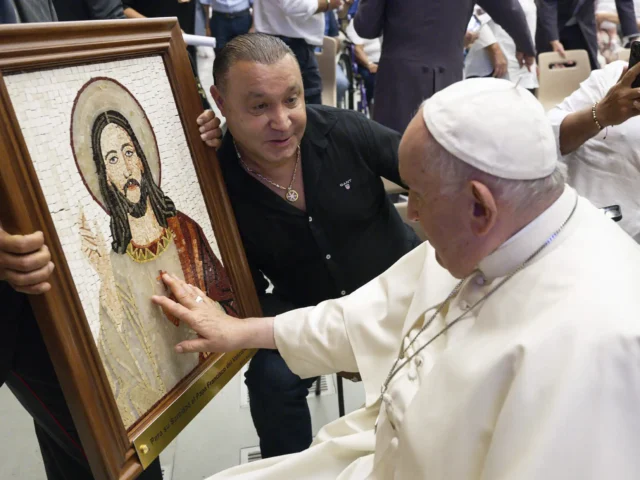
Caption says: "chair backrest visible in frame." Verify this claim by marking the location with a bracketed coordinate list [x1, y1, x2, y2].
[617, 48, 631, 62]
[315, 36, 338, 107]
[537, 50, 591, 112]
[395, 202, 427, 242]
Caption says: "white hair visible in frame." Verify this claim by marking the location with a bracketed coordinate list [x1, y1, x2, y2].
[424, 132, 567, 213]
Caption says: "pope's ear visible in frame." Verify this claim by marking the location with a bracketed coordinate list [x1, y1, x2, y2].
[469, 181, 497, 236]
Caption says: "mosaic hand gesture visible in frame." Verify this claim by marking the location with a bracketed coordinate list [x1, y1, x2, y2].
[79, 209, 125, 332]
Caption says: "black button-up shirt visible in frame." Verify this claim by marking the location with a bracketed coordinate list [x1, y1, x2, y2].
[218, 105, 422, 316]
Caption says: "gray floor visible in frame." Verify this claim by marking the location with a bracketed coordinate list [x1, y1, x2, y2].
[0, 371, 365, 479]
[0, 48, 366, 480]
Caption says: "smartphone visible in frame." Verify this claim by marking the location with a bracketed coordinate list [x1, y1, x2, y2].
[602, 205, 623, 222]
[628, 41, 640, 88]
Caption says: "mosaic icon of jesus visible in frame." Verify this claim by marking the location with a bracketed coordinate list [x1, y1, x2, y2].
[71, 78, 235, 428]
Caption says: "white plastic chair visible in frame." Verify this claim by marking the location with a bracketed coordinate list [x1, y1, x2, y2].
[617, 48, 631, 62]
[315, 36, 338, 107]
[537, 50, 591, 112]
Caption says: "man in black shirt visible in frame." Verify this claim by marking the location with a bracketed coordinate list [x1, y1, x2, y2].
[198, 33, 421, 458]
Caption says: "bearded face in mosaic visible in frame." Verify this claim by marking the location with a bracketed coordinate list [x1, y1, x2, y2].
[91, 110, 177, 254]
[80, 106, 236, 428]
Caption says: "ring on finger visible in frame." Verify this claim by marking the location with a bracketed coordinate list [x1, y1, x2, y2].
[195, 295, 204, 304]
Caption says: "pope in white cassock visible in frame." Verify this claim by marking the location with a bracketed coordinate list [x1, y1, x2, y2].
[153, 78, 640, 479]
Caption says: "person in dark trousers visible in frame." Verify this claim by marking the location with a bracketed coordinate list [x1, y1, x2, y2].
[537, 0, 639, 71]
[197, 33, 422, 458]
[201, 0, 252, 55]
[354, 0, 536, 133]
[0, 2, 162, 479]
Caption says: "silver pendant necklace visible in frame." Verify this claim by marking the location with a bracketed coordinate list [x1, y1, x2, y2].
[377, 197, 579, 410]
[234, 141, 300, 203]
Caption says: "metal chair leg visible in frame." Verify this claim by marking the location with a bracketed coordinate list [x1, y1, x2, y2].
[337, 375, 345, 417]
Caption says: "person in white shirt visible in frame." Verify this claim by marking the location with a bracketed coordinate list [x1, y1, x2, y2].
[153, 78, 640, 479]
[548, 60, 640, 242]
[252, 0, 343, 104]
[344, 17, 381, 106]
[465, 3, 538, 89]
[464, 20, 509, 79]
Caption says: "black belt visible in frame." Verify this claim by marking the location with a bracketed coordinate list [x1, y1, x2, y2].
[212, 8, 251, 19]
[275, 35, 311, 47]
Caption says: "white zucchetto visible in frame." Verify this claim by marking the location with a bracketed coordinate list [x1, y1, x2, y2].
[422, 78, 558, 180]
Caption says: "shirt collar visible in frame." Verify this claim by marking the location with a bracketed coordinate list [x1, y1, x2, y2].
[478, 186, 577, 280]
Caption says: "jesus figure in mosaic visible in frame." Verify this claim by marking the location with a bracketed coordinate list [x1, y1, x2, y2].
[73, 79, 235, 428]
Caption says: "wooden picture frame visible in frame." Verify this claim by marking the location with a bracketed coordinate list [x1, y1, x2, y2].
[0, 19, 261, 480]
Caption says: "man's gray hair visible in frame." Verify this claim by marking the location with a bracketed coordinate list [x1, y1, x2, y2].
[213, 33, 296, 92]
[424, 128, 566, 212]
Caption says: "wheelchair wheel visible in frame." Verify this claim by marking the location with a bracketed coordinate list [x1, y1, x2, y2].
[338, 53, 354, 110]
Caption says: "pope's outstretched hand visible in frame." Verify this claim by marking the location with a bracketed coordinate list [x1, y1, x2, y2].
[152, 273, 275, 353]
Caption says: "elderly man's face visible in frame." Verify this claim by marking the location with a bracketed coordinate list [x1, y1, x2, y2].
[399, 113, 479, 279]
[213, 55, 306, 166]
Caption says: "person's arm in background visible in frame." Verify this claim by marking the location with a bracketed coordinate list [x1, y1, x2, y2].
[535, 0, 565, 57]
[615, 0, 639, 40]
[549, 61, 640, 155]
[354, 44, 377, 72]
[280, 0, 342, 19]
[122, 0, 145, 18]
[85, 0, 126, 19]
[477, 0, 536, 66]
[596, 12, 621, 25]
[470, 22, 508, 78]
[486, 43, 508, 78]
[353, 0, 384, 39]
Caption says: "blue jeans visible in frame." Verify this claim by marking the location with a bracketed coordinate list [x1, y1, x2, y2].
[245, 349, 317, 458]
[210, 9, 252, 53]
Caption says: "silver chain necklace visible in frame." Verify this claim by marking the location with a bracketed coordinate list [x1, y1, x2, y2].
[234, 141, 300, 203]
[378, 197, 579, 403]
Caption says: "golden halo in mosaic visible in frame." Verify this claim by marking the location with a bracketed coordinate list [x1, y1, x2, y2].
[70, 77, 161, 211]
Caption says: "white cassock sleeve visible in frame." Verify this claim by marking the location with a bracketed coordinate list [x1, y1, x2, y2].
[274, 243, 429, 405]
[481, 324, 640, 479]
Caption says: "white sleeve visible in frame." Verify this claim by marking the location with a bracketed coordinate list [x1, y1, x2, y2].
[279, 0, 319, 18]
[345, 18, 365, 45]
[481, 330, 640, 479]
[274, 243, 429, 405]
[475, 23, 498, 49]
[547, 61, 625, 154]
